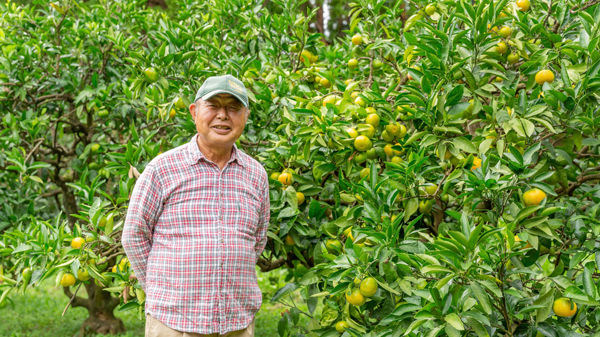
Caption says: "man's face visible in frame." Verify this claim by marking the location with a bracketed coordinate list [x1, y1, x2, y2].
[189, 93, 248, 150]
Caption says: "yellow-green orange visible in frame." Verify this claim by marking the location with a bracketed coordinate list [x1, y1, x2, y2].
[523, 188, 546, 206]
[354, 135, 372, 152]
[346, 288, 366, 306]
[553, 298, 577, 317]
[360, 277, 378, 297]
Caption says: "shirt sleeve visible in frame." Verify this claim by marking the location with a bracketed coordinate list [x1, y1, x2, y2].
[254, 174, 271, 262]
[121, 164, 164, 292]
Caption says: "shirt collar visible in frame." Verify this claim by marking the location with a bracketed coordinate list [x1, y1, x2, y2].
[187, 134, 246, 168]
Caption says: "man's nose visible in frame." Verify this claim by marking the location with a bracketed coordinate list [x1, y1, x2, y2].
[215, 107, 229, 119]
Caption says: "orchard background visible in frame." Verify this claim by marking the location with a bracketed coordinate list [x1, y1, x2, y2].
[1, 0, 600, 336]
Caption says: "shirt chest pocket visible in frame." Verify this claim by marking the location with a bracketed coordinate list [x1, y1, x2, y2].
[233, 200, 259, 236]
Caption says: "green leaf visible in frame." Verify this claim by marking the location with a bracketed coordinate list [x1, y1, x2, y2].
[404, 198, 418, 222]
[471, 282, 492, 314]
[444, 313, 464, 330]
[453, 137, 477, 153]
[271, 283, 299, 303]
[515, 206, 542, 223]
[422, 265, 454, 274]
[465, 317, 489, 337]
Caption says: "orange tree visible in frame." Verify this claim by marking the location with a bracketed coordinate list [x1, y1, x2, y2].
[1, 0, 600, 336]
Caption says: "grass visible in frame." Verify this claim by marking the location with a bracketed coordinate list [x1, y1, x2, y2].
[0, 267, 317, 337]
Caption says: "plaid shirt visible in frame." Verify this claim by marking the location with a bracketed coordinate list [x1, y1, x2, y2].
[122, 133, 270, 335]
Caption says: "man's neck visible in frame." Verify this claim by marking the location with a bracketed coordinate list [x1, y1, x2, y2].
[196, 137, 232, 170]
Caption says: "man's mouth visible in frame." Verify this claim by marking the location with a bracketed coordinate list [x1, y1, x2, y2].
[212, 125, 232, 133]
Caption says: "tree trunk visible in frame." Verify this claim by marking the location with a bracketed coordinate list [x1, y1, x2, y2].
[64, 280, 125, 336]
[315, 0, 324, 34]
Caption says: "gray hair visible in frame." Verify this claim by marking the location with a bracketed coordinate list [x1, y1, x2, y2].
[195, 98, 250, 116]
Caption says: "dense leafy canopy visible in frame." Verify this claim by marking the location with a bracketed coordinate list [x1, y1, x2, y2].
[1, 0, 600, 336]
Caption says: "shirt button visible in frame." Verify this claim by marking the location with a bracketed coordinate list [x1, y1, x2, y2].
[221, 263, 223, 267]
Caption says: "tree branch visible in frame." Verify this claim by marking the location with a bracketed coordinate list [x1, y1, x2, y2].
[62, 283, 89, 314]
[257, 257, 287, 272]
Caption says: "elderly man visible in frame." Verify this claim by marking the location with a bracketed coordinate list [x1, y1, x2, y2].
[122, 74, 270, 337]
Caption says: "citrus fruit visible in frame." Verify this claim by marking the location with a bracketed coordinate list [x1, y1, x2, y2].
[299, 50, 312, 63]
[270, 172, 281, 181]
[354, 152, 368, 164]
[360, 168, 370, 179]
[322, 95, 336, 106]
[373, 59, 383, 69]
[383, 143, 395, 157]
[22, 267, 32, 284]
[346, 128, 358, 139]
[348, 58, 358, 68]
[366, 148, 378, 159]
[351, 34, 363, 45]
[285, 235, 294, 245]
[360, 277, 378, 297]
[354, 135, 372, 152]
[391, 156, 403, 164]
[471, 157, 482, 171]
[516, 0, 530, 11]
[385, 123, 399, 135]
[60, 273, 76, 287]
[425, 4, 436, 15]
[320, 78, 331, 88]
[296, 192, 305, 206]
[174, 96, 187, 109]
[523, 188, 546, 206]
[395, 124, 407, 138]
[354, 96, 366, 107]
[535, 69, 555, 85]
[91, 143, 100, 153]
[169, 109, 176, 118]
[77, 269, 91, 281]
[278, 172, 293, 185]
[360, 124, 376, 138]
[343, 227, 354, 241]
[335, 321, 350, 333]
[496, 41, 508, 54]
[71, 237, 85, 249]
[498, 26, 511, 38]
[424, 184, 437, 195]
[553, 298, 577, 317]
[346, 288, 366, 306]
[144, 67, 159, 83]
[507, 53, 520, 64]
[437, 149, 452, 160]
[365, 114, 380, 127]
[136, 288, 146, 303]
[381, 130, 394, 142]
[419, 200, 434, 214]
[326, 239, 342, 253]
[98, 110, 109, 118]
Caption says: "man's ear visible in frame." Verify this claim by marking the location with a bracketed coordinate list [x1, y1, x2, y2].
[189, 102, 197, 119]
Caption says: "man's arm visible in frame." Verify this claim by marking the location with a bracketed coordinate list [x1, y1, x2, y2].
[121, 164, 164, 293]
[254, 175, 271, 262]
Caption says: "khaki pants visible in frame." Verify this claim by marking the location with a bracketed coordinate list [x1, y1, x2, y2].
[145, 314, 255, 337]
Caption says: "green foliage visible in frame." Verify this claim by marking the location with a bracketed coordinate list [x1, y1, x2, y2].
[1, 0, 600, 336]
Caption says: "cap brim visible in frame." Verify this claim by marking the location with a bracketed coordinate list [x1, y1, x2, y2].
[200, 90, 248, 107]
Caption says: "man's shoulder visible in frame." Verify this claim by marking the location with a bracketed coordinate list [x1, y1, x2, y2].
[146, 142, 190, 171]
[237, 149, 267, 179]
